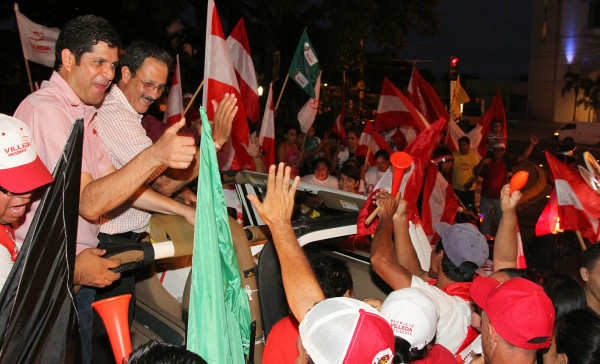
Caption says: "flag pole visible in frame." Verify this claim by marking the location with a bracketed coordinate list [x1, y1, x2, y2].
[274, 74, 289, 111]
[575, 230, 587, 252]
[24, 58, 34, 93]
[184, 80, 204, 115]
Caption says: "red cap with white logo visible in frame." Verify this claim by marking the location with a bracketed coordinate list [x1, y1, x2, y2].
[0, 114, 53, 193]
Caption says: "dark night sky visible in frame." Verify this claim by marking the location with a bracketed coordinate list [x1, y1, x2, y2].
[401, 0, 533, 81]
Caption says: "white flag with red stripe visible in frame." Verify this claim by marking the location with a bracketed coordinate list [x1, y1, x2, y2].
[357, 121, 392, 166]
[163, 55, 183, 124]
[259, 83, 276, 167]
[421, 164, 459, 241]
[297, 72, 321, 133]
[331, 106, 347, 143]
[540, 151, 600, 242]
[14, 4, 59, 68]
[203, 0, 253, 171]
[406, 65, 449, 124]
[226, 18, 259, 123]
[375, 77, 430, 133]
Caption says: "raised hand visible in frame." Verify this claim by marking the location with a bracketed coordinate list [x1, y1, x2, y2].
[211, 93, 238, 146]
[248, 163, 299, 226]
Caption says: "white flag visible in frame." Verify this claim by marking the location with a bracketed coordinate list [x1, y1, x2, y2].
[297, 72, 321, 133]
[14, 4, 59, 68]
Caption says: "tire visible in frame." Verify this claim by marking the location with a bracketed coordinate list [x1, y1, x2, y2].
[564, 137, 574, 145]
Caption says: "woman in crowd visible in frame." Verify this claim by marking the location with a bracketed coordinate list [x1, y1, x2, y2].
[544, 309, 600, 364]
[277, 125, 302, 177]
[338, 164, 362, 195]
[332, 128, 360, 171]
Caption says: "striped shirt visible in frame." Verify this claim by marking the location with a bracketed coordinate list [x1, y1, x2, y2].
[95, 86, 166, 234]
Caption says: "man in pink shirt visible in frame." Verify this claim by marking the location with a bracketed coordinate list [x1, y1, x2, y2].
[13, 15, 196, 363]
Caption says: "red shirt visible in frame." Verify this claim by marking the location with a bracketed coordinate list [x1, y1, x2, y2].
[412, 344, 456, 364]
[481, 157, 517, 199]
[262, 316, 299, 364]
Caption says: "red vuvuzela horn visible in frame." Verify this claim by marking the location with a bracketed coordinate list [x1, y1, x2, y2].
[92, 294, 132, 364]
[366, 152, 413, 225]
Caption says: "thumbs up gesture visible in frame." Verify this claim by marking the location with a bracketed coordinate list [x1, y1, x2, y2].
[151, 118, 197, 169]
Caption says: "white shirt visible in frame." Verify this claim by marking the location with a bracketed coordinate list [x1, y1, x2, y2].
[365, 166, 390, 192]
[301, 174, 339, 189]
[411, 276, 471, 354]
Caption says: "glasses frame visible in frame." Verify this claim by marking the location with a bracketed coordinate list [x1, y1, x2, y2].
[134, 74, 168, 94]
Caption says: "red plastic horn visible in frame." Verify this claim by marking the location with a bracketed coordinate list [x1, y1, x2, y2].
[366, 152, 413, 225]
[92, 294, 132, 364]
[509, 170, 529, 195]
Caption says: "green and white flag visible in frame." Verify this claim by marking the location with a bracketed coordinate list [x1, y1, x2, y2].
[287, 27, 320, 98]
[187, 107, 251, 363]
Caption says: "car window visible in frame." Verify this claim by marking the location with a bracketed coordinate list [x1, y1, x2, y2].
[563, 123, 576, 130]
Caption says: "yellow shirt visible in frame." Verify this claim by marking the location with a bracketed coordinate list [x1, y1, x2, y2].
[452, 152, 480, 191]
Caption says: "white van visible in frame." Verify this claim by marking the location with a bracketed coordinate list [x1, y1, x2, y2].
[554, 122, 600, 145]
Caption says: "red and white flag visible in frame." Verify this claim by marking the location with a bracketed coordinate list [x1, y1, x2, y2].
[331, 106, 347, 143]
[259, 83, 276, 167]
[421, 163, 459, 240]
[163, 55, 183, 125]
[375, 77, 430, 133]
[297, 72, 321, 133]
[14, 4, 59, 68]
[357, 121, 392, 166]
[226, 18, 259, 123]
[537, 151, 600, 242]
[203, 0, 253, 171]
[406, 65, 449, 124]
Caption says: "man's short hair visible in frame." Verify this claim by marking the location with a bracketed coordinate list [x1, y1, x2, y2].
[374, 149, 390, 161]
[121, 41, 173, 75]
[435, 240, 478, 282]
[309, 254, 353, 298]
[458, 136, 470, 145]
[127, 340, 207, 363]
[54, 15, 121, 71]
[583, 243, 600, 271]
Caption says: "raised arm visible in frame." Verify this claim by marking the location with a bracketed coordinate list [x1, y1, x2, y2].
[493, 184, 521, 271]
[370, 191, 413, 290]
[248, 164, 324, 322]
[516, 134, 539, 164]
[391, 195, 428, 280]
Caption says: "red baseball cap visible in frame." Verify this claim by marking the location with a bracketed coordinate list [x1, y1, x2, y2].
[470, 277, 555, 350]
[0, 115, 53, 193]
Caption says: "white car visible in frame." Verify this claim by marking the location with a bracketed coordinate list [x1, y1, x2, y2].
[554, 122, 600, 145]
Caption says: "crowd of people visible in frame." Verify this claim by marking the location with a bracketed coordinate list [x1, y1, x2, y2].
[0, 12, 598, 364]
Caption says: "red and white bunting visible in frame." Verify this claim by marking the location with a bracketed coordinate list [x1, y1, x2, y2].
[226, 18, 259, 122]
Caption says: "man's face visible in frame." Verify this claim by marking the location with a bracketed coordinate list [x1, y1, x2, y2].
[492, 121, 502, 135]
[493, 147, 506, 160]
[121, 57, 168, 114]
[0, 190, 32, 225]
[459, 141, 470, 155]
[346, 132, 358, 149]
[440, 160, 453, 173]
[582, 260, 600, 311]
[314, 162, 329, 181]
[375, 157, 390, 173]
[65, 41, 119, 106]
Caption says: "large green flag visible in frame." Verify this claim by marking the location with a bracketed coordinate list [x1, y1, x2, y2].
[287, 27, 320, 98]
[187, 107, 251, 363]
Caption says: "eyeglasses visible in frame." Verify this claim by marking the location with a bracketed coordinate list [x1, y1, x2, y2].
[0, 185, 31, 197]
[134, 74, 168, 93]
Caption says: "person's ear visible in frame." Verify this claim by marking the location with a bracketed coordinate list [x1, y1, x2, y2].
[581, 267, 589, 283]
[557, 352, 568, 364]
[61, 49, 74, 71]
[487, 321, 500, 353]
[121, 66, 132, 83]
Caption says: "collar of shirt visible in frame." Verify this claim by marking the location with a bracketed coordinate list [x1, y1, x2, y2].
[44, 71, 99, 123]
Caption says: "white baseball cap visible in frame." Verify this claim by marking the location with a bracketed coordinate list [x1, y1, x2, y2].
[380, 288, 439, 350]
[0, 114, 52, 193]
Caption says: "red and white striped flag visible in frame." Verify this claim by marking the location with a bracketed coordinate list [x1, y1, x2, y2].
[297, 72, 321, 133]
[226, 18, 259, 123]
[406, 65, 449, 124]
[331, 106, 347, 143]
[14, 4, 59, 68]
[203, 0, 253, 171]
[357, 121, 392, 166]
[259, 83, 276, 167]
[537, 151, 600, 242]
[421, 163, 459, 241]
[163, 55, 183, 125]
[375, 77, 430, 133]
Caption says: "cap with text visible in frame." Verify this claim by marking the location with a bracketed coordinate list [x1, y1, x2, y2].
[0, 114, 52, 193]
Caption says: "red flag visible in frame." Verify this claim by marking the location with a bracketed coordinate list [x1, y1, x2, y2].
[331, 106, 347, 143]
[203, 0, 253, 171]
[421, 164, 459, 237]
[357, 122, 392, 166]
[375, 77, 430, 133]
[535, 189, 561, 236]
[226, 18, 259, 122]
[356, 118, 446, 236]
[539, 151, 600, 242]
[259, 83, 276, 167]
[475, 90, 506, 158]
[406, 65, 449, 124]
[163, 55, 183, 125]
